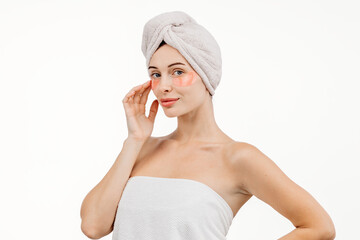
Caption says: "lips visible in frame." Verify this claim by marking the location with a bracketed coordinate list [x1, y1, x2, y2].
[160, 98, 179, 107]
[161, 98, 180, 102]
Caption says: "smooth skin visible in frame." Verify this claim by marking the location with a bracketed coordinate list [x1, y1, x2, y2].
[80, 80, 159, 239]
[231, 143, 336, 239]
[80, 43, 336, 239]
[122, 80, 159, 141]
[148, 44, 336, 239]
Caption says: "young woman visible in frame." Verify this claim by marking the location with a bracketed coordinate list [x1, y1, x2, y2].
[80, 11, 336, 240]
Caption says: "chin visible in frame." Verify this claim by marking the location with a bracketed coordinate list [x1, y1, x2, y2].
[163, 110, 179, 118]
[162, 106, 184, 117]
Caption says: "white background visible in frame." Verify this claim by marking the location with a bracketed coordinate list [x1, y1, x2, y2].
[1, 0, 359, 239]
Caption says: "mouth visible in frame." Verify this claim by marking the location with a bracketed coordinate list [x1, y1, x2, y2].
[160, 98, 179, 107]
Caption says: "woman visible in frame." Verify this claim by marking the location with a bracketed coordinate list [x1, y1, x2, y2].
[80, 11, 336, 240]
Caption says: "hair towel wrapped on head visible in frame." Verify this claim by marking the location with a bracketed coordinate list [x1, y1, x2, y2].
[141, 11, 222, 96]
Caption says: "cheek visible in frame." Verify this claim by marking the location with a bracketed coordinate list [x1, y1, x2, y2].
[173, 71, 196, 87]
[151, 79, 159, 90]
[150, 71, 197, 90]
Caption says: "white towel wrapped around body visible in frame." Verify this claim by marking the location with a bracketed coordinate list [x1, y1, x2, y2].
[141, 11, 222, 96]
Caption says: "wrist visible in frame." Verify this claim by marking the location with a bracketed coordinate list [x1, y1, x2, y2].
[125, 136, 147, 145]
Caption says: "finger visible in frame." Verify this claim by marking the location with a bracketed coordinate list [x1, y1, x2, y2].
[138, 80, 151, 95]
[140, 80, 152, 105]
[123, 84, 141, 101]
[134, 80, 151, 103]
[138, 80, 151, 99]
[125, 84, 142, 104]
[147, 99, 159, 123]
[123, 90, 136, 104]
[128, 92, 135, 104]
[128, 87, 139, 104]
[123, 82, 147, 104]
[133, 87, 144, 103]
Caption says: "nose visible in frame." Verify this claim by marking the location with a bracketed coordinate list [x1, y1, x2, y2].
[155, 75, 173, 93]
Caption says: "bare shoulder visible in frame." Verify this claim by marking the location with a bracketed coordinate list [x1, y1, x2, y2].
[227, 141, 259, 161]
[229, 141, 335, 235]
[227, 141, 287, 195]
[225, 141, 261, 193]
[226, 141, 262, 170]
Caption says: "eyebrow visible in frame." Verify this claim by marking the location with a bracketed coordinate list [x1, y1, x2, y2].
[148, 62, 185, 70]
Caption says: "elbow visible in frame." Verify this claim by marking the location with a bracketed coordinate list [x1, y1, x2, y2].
[81, 223, 100, 239]
[319, 227, 336, 240]
[320, 217, 336, 240]
[81, 220, 107, 239]
[313, 221, 336, 240]
[310, 210, 336, 240]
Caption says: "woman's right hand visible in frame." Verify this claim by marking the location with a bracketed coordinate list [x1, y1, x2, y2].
[122, 80, 159, 142]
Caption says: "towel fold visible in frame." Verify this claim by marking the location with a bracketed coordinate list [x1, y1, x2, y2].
[141, 11, 222, 96]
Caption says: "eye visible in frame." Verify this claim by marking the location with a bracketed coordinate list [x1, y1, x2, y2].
[174, 70, 184, 76]
[150, 73, 160, 78]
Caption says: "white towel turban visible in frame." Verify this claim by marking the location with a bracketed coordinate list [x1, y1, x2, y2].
[141, 11, 222, 96]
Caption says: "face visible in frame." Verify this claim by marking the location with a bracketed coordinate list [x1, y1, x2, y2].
[148, 44, 210, 117]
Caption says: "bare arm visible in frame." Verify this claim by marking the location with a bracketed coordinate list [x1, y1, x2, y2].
[79, 79, 158, 239]
[233, 142, 336, 240]
[80, 137, 145, 239]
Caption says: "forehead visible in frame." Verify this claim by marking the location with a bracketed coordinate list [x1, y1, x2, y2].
[149, 44, 190, 68]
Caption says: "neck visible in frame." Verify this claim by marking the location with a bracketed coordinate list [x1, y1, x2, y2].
[170, 96, 225, 144]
